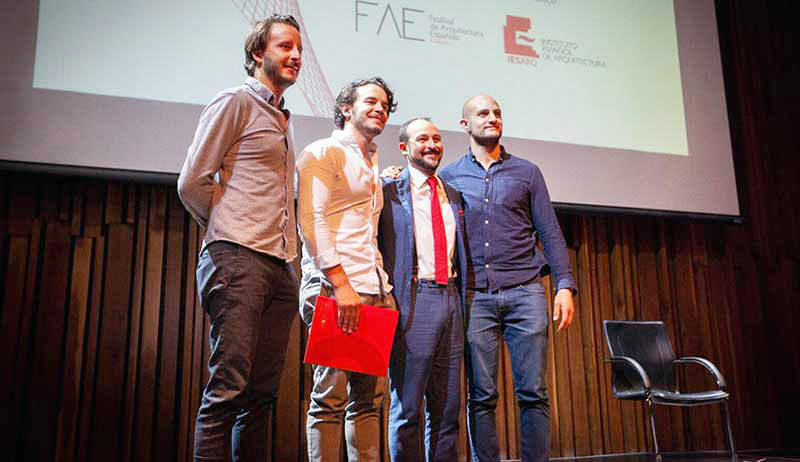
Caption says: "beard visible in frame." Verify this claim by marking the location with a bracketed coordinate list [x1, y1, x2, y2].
[472, 130, 501, 147]
[409, 150, 441, 176]
[263, 58, 296, 89]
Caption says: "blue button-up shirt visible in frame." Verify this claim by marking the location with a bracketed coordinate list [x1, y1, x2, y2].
[439, 147, 575, 292]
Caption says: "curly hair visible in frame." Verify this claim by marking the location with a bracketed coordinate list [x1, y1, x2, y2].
[333, 77, 398, 129]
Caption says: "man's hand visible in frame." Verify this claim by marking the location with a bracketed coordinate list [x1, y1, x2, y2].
[553, 288, 575, 332]
[333, 283, 362, 334]
[380, 165, 404, 179]
[323, 265, 362, 334]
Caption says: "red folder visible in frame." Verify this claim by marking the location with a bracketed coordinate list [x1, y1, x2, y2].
[303, 296, 399, 377]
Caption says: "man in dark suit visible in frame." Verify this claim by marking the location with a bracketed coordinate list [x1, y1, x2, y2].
[379, 117, 469, 462]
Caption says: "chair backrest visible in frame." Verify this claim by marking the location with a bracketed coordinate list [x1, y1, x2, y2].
[603, 320, 677, 393]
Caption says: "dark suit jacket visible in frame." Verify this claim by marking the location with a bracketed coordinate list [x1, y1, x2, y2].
[378, 169, 470, 318]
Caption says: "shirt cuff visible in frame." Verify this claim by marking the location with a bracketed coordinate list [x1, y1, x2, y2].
[555, 278, 577, 296]
[314, 248, 342, 271]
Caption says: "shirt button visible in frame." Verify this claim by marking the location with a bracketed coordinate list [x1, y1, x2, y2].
[484, 198, 489, 203]
[485, 220, 489, 224]
[485, 178, 489, 183]
[485, 242, 489, 247]
[485, 264, 490, 268]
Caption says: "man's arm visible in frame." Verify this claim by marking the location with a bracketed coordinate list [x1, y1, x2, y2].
[529, 165, 575, 331]
[177, 92, 242, 227]
[296, 146, 362, 334]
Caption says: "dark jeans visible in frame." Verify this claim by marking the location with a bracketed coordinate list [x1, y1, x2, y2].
[388, 280, 464, 462]
[193, 241, 298, 462]
[465, 280, 550, 462]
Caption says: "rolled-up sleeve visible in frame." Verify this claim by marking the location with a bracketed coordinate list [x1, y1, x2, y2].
[296, 145, 343, 270]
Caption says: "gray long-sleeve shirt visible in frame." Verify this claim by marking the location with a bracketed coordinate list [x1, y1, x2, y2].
[177, 77, 297, 261]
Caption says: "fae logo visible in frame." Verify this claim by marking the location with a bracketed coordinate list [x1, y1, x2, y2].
[503, 15, 539, 58]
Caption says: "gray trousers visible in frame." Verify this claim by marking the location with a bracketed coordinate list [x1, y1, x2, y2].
[300, 275, 397, 462]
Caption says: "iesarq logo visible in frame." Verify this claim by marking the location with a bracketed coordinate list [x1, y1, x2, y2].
[503, 15, 539, 58]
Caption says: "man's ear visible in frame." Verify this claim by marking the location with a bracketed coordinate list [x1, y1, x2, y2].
[459, 118, 470, 134]
[399, 142, 408, 155]
[341, 104, 352, 123]
[252, 50, 265, 68]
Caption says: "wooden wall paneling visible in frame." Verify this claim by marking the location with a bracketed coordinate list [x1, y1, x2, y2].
[104, 182, 123, 226]
[504, 339, 520, 459]
[732, 249, 775, 447]
[70, 182, 85, 236]
[6, 176, 36, 235]
[55, 236, 93, 462]
[83, 183, 105, 238]
[653, 221, 684, 451]
[177, 219, 199, 462]
[688, 223, 726, 449]
[275, 313, 302, 462]
[591, 216, 626, 453]
[584, 216, 612, 455]
[89, 223, 134, 461]
[58, 183, 71, 223]
[75, 234, 104, 462]
[620, 219, 648, 451]
[153, 189, 188, 462]
[703, 225, 743, 448]
[37, 178, 59, 222]
[607, 219, 642, 453]
[0, 172, 8, 234]
[496, 341, 512, 459]
[126, 184, 138, 225]
[552, 249, 576, 457]
[1, 235, 30, 454]
[10, 219, 42, 460]
[574, 215, 605, 456]
[631, 218, 662, 453]
[546, 274, 561, 457]
[120, 185, 149, 462]
[23, 222, 70, 461]
[133, 185, 167, 462]
[188, 222, 208, 462]
[666, 221, 703, 451]
[564, 236, 591, 456]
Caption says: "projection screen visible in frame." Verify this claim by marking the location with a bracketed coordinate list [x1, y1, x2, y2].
[0, 0, 740, 218]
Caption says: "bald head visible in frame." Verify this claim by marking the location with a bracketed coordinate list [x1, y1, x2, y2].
[460, 94, 503, 146]
[462, 94, 499, 119]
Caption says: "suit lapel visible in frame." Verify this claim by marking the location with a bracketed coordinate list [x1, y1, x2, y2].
[396, 170, 416, 259]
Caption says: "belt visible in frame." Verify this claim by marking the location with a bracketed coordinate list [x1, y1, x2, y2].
[413, 276, 456, 288]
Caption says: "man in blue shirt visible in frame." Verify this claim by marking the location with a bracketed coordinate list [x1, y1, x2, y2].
[438, 94, 576, 462]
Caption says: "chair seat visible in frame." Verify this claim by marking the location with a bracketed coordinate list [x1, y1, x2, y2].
[651, 388, 729, 405]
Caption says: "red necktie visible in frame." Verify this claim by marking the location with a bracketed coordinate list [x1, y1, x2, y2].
[426, 176, 449, 284]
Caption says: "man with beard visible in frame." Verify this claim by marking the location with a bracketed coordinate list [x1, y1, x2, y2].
[296, 77, 397, 462]
[439, 94, 576, 462]
[379, 118, 468, 462]
[177, 15, 302, 462]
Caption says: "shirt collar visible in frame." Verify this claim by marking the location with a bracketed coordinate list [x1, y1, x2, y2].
[468, 145, 509, 166]
[245, 77, 286, 110]
[408, 164, 438, 190]
[331, 129, 378, 157]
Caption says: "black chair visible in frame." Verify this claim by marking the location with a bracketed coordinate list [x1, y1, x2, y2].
[602, 320, 736, 460]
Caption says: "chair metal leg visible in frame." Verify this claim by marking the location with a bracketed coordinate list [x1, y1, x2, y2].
[646, 398, 661, 462]
[721, 401, 737, 460]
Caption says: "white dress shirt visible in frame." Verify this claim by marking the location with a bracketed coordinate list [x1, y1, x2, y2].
[296, 130, 391, 295]
[408, 165, 456, 280]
